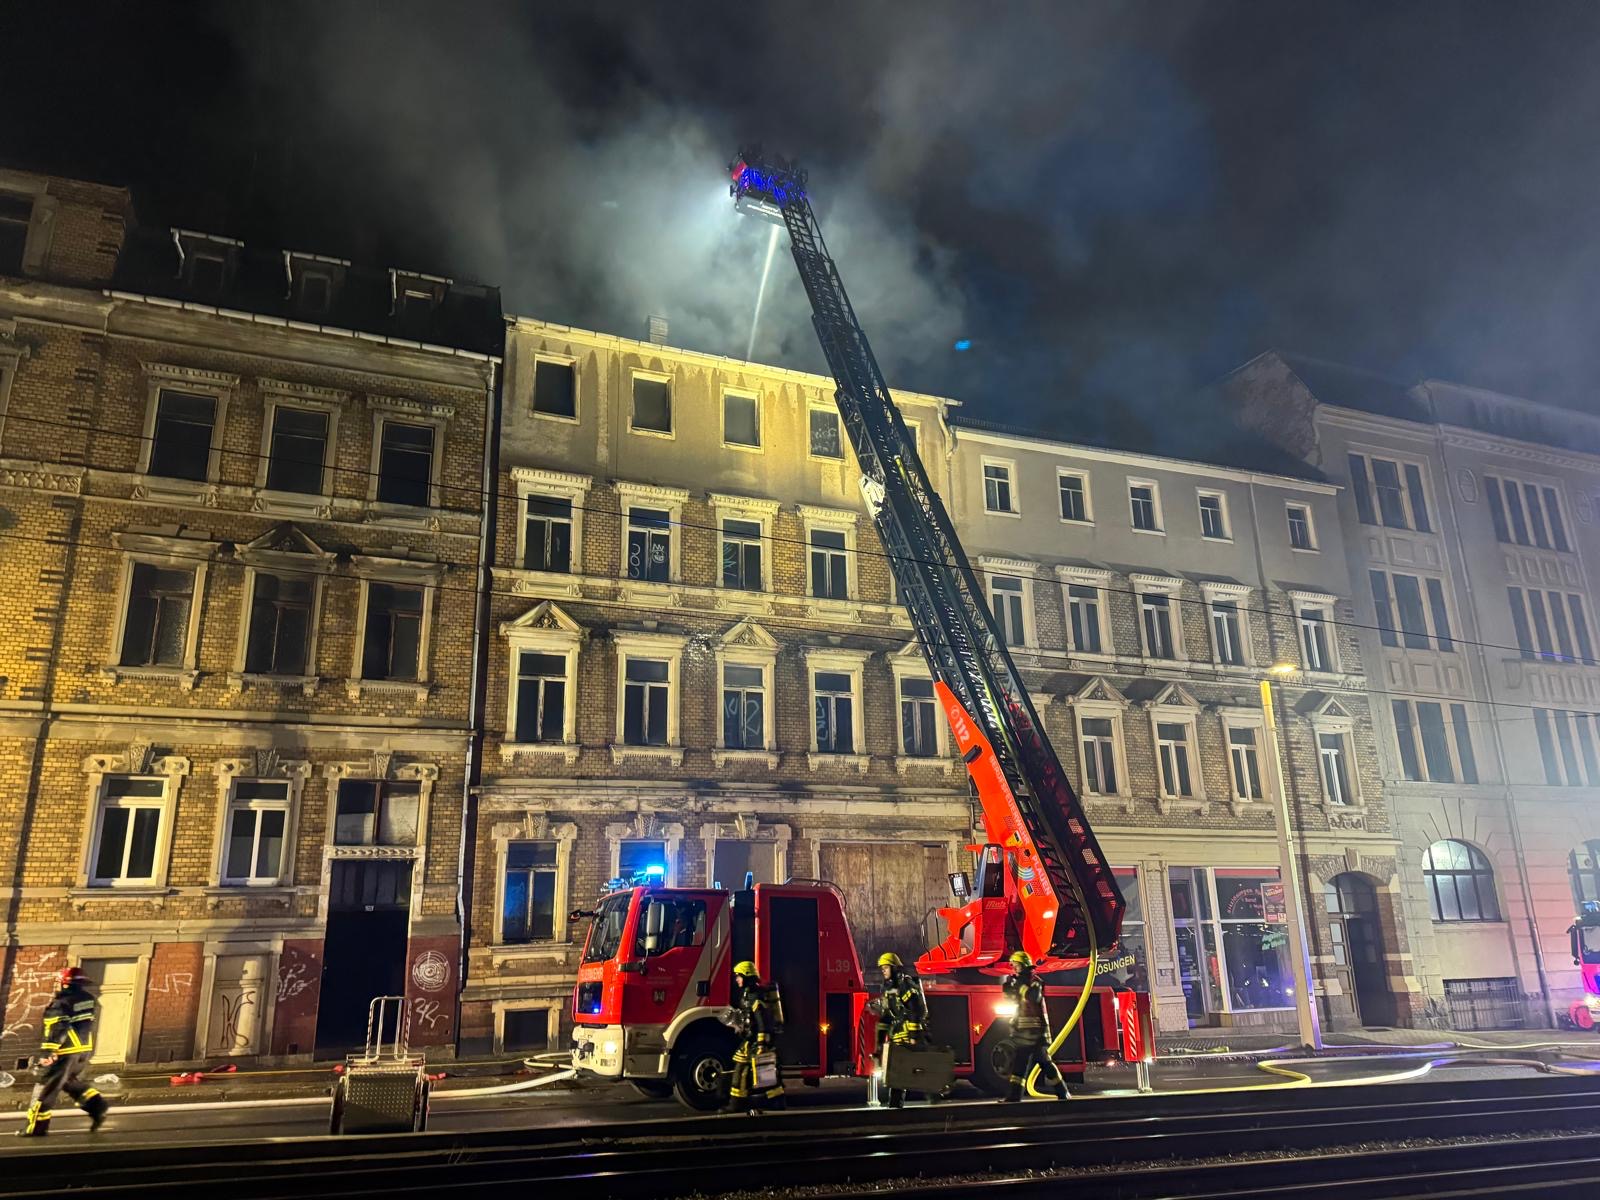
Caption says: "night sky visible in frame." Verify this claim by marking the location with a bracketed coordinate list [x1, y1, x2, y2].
[5, 2, 1600, 452]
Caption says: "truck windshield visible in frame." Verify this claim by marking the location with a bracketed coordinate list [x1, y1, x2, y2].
[583, 893, 633, 964]
[1582, 925, 1600, 963]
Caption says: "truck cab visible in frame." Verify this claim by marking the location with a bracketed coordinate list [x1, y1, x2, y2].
[1568, 903, 1600, 1030]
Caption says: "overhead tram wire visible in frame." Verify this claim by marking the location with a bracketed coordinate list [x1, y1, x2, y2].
[2, 407, 1585, 670]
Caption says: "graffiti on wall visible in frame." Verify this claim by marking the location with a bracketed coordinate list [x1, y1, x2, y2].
[3, 950, 62, 1043]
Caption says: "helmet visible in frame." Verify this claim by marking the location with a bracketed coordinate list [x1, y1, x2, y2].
[876, 952, 902, 968]
[57, 966, 86, 989]
[1009, 951, 1034, 969]
[733, 960, 760, 979]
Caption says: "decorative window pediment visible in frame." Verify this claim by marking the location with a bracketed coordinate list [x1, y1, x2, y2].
[716, 618, 778, 651]
[1071, 676, 1128, 708]
[238, 522, 334, 565]
[501, 599, 584, 638]
[1149, 681, 1202, 710]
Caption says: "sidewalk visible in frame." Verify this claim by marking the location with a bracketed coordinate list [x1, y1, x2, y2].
[1158, 1024, 1600, 1059]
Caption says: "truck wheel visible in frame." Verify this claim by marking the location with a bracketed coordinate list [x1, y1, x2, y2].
[329, 1078, 347, 1135]
[671, 1029, 734, 1111]
[972, 1026, 1013, 1097]
[414, 1079, 431, 1132]
[629, 1079, 674, 1100]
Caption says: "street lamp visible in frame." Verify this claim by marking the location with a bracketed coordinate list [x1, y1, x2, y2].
[1259, 664, 1323, 1050]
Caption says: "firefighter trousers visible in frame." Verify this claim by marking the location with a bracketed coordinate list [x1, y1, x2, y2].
[1003, 1034, 1067, 1101]
[23, 1053, 105, 1134]
[727, 1037, 784, 1111]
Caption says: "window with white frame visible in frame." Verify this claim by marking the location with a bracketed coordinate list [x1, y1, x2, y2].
[334, 779, 421, 846]
[1080, 716, 1120, 795]
[1206, 592, 1247, 667]
[524, 497, 574, 573]
[244, 573, 314, 675]
[989, 575, 1028, 647]
[148, 389, 218, 482]
[1507, 586, 1597, 665]
[631, 375, 672, 434]
[809, 407, 843, 458]
[1058, 470, 1090, 523]
[721, 519, 764, 591]
[1059, 570, 1110, 656]
[375, 419, 435, 507]
[361, 583, 425, 681]
[515, 651, 569, 743]
[121, 562, 197, 667]
[1318, 731, 1354, 806]
[899, 676, 939, 758]
[1370, 569, 1455, 652]
[813, 669, 856, 754]
[1156, 720, 1197, 799]
[264, 406, 329, 495]
[1485, 475, 1570, 551]
[1348, 452, 1431, 532]
[723, 391, 760, 448]
[623, 658, 672, 745]
[1197, 491, 1229, 540]
[532, 359, 576, 419]
[1129, 481, 1162, 532]
[1227, 725, 1264, 802]
[221, 779, 290, 885]
[502, 841, 559, 942]
[810, 528, 850, 600]
[1286, 503, 1316, 551]
[1138, 587, 1180, 660]
[722, 663, 767, 751]
[1392, 698, 1478, 784]
[1296, 602, 1336, 672]
[983, 460, 1017, 514]
[1534, 708, 1600, 787]
[626, 507, 673, 583]
[90, 776, 167, 886]
[503, 602, 581, 750]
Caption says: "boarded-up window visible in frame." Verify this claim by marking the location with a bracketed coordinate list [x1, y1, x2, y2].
[818, 842, 948, 966]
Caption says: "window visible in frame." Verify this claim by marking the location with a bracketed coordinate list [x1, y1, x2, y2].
[1370, 569, 1454, 651]
[148, 390, 217, 482]
[361, 583, 424, 681]
[1058, 471, 1089, 523]
[810, 528, 849, 600]
[1209, 599, 1245, 666]
[334, 780, 421, 846]
[1570, 841, 1600, 908]
[1534, 709, 1600, 787]
[514, 652, 568, 743]
[1228, 727, 1264, 802]
[1080, 716, 1119, 795]
[626, 507, 672, 583]
[502, 842, 558, 943]
[264, 407, 329, 494]
[1508, 587, 1596, 664]
[1156, 721, 1196, 798]
[813, 670, 855, 754]
[1392, 699, 1478, 784]
[722, 664, 766, 751]
[1065, 583, 1104, 655]
[1129, 482, 1161, 532]
[523, 497, 574, 573]
[712, 839, 779, 888]
[1423, 840, 1500, 922]
[533, 360, 576, 419]
[899, 676, 938, 758]
[723, 392, 759, 447]
[809, 408, 843, 458]
[376, 420, 435, 507]
[222, 780, 289, 885]
[121, 563, 196, 667]
[721, 519, 763, 591]
[623, 658, 671, 745]
[1170, 867, 1294, 1017]
[1286, 504, 1315, 551]
[1319, 731, 1353, 805]
[244, 574, 313, 675]
[617, 840, 668, 886]
[1198, 492, 1229, 540]
[296, 268, 335, 315]
[989, 575, 1027, 647]
[631, 376, 672, 433]
[1348, 452, 1431, 531]
[1298, 606, 1334, 672]
[1140, 591, 1177, 660]
[1486, 476, 1570, 551]
[90, 777, 166, 886]
[983, 461, 1016, 514]
[0, 192, 30, 274]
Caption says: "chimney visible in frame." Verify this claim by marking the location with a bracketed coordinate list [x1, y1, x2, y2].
[647, 315, 669, 345]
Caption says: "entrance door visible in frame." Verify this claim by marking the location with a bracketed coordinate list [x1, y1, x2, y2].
[83, 958, 138, 1064]
[819, 842, 948, 966]
[206, 954, 268, 1057]
[1326, 874, 1394, 1026]
[315, 861, 412, 1055]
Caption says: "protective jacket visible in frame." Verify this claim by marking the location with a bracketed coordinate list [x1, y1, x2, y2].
[736, 979, 784, 1043]
[39, 982, 96, 1056]
[1001, 970, 1049, 1037]
[880, 968, 928, 1044]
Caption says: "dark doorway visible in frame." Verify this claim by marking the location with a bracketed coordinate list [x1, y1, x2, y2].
[315, 861, 412, 1055]
[1326, 874, 1395, 1027]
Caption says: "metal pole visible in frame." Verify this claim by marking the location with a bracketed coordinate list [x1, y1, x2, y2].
[1260, 678, 1323, 1050]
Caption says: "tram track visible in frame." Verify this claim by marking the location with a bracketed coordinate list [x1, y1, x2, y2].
[6, 1075, 1600, 1198]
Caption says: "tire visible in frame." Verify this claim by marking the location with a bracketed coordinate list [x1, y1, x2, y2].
[414, 1079, 431, 1132]
[971, 1025, 1013, 1098]
[629, 1078, 674, 1100]
[329, 1079, 347, 1135]
[671, 1028, 736, 1112]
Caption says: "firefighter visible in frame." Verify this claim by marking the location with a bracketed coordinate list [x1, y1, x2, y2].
[873, 952, 929, 1108]
[1000, 950, 1068, 1102]
[725, 960, 785, 1114]
[17, 966, 109, 1137]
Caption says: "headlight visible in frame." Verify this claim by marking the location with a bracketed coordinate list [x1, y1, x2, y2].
[602, 1040, 619, 1055]
[994, 1001, 1018, 1018]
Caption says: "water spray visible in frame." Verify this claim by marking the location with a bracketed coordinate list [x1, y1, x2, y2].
[746, 224, 780, 361]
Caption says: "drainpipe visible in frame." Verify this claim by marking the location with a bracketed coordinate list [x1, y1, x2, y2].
[1425, 384, 1556, 1027]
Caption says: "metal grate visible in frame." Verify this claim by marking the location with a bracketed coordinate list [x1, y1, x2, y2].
[1442, 977, 1527, 1031]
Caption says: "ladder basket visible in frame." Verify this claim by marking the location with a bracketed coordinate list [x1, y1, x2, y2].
[329, 995, 430, 1135]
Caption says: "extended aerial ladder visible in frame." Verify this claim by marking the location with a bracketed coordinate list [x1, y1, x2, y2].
[730, 150, 1124, 971]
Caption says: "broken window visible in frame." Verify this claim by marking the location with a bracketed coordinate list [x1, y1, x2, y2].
[121, 563, 195, 666]
[534, 361, 577, 418]
[334, 779, 420, 846]
[632, 377, 671, 433]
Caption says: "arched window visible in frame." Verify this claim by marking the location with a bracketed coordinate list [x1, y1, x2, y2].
[1571, 841, 1600, 908]
[1423, 840, 1500, 922]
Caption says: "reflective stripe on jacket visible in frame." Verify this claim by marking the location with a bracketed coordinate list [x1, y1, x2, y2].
[40, 985, 96, 1055]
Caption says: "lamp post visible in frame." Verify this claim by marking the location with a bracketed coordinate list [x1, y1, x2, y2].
[1260, 664, 1323, 1050]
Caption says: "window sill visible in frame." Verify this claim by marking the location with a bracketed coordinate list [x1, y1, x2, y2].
[713, 748, 779, 769]
[328, 843, 419, 860]
[984, 508, 1022, 519]
[610, 744, 685, 768]
[362, 500, 437, 529]
[345, 678, 430, 702]
[251, 489, 332, 518]
[1154, 795, 1206, 816]
[1084, 792, 1136, 814]
[488, 943, 574, 964]
[1289, 546, 1321, 555]
[507, 566, 584, 598]
[202, 885, 293, 909]
[1130, 526, 1166, 536]
[630, 424, 676, 440]
[1058, 517, 1095, 527]
[531, 410, 581, 424]
[131, 474, 218, 504]
[69, 886, 173, 911]
[807, 752, 870, 774]
[501, 741, 581, 766]
[103, 664, 199, 691]
[227, 672, 319, 696]
[894, 754, 956, 777]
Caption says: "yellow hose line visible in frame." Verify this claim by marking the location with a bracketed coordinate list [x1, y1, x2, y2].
[1025, 880, 1097, 1099]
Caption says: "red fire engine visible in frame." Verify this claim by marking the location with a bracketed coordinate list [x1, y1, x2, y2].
[570, 150, 1155, 1108]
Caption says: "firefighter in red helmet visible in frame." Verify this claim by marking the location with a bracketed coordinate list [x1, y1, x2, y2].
[17, 966, 109, 1136]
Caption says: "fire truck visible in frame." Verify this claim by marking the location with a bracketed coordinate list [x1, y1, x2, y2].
[570, 150, 1155, 1109]
[1567, 902, 1600, 1030]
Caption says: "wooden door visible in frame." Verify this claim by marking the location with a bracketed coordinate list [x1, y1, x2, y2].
[818, 842, 947, 966]
[84, 958, 138, 1064]
[206, 954, 268, 1057]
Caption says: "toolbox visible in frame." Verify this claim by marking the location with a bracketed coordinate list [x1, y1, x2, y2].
[881, 1042, 955, 1093]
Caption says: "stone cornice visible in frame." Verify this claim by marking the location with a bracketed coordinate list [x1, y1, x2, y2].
[141, 360, 240, 391]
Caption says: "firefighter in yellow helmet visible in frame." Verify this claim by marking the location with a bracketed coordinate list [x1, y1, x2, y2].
[726, 960, 786, 1114]
[873, 952, 929, 1108]
[17, 966, 109, 1137]
[1000, 950, 1068, 1102]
